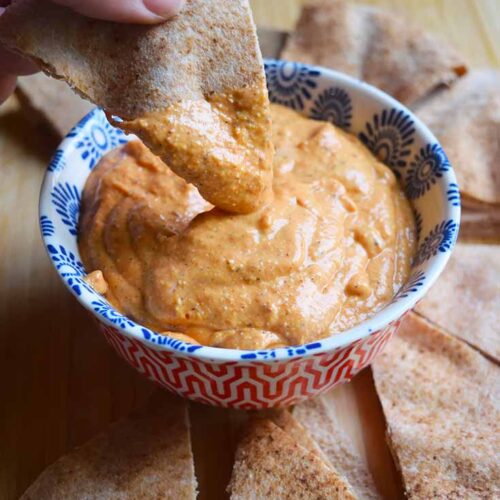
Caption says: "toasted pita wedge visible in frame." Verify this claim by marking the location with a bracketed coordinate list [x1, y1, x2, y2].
[257, 27, 289, 59]
[459, 204, 500, 242]
[21, 392, 197, 500]
[266, 409, 326, 459]
[0, 0, 273, 214]
[0, 0, 264, 119]
[16, 73, 93, 137]
[293, 398, 381, 499]
[228, 418, 356, 499]
[282, 0, 466, 105]
[416, 70, 500, 204]
[372, 312, 500, 499]
[414, 243, 500, 361]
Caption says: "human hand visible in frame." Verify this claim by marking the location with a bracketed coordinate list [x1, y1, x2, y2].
[0, 0, 185, 102]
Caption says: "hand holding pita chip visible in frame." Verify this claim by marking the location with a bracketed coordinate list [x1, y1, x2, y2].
[0, 0, 185, 103]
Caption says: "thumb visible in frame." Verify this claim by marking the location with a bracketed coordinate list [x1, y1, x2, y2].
[52, 0, 185, 24]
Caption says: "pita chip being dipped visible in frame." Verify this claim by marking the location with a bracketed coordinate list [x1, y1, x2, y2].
[20, 392, 197, 500]
[372, 312, 500, 499]
[416, 70, 500, 205]
[0, 0, 273, 214]
[228, 418, 356, 500]
[282, 0, 466, 106]
[415, 243, 500, 361]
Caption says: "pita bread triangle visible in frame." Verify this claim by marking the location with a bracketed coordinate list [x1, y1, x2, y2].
[0, 0, 265, 119]
[228, 417, 357, 499]
[372, 312, 500, 499]
[0, 0, 273, 214]
[415, 242, 500, 361]
[20, 391, 197, 500]
[416, 70, 500, 205]
[281, 0, 467, 105]
[293, 397, 381, 499]
[459, 203, 500, 242]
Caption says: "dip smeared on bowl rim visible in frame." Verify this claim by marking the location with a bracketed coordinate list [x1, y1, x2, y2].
[79, 104, 416, 349]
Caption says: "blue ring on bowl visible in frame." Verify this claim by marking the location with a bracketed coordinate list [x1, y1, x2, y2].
[39, 60, 461, 363]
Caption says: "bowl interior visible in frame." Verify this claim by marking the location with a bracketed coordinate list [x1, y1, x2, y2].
[39, 59, 460, 362]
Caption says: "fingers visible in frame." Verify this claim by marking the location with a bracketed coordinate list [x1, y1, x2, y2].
[0, 7, 38, 104]
[0, 45, 38, 75]
[52, 0, 185, 24]
[0, 74, 16, 103]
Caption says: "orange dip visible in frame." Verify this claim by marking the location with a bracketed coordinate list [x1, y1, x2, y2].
[79, 104, 415, 349]
[120, 87, 274, 214]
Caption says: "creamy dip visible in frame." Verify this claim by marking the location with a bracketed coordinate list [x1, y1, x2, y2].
[79, 104, 415, 349]
[120, 87, 274, 215]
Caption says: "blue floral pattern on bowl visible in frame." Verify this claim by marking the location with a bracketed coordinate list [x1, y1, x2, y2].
[390, 270, 426, 303]
[51, 182, 81, 235]
[47, 149, 66, 173]
[39, 60, 461, 363]
[310, 87, 352, 129]
[40, 215, 55, 237]
[67, 110, 127, 169]
[405, 144, 450, 199]
[414, 219, 458, 266]
[447, 182, 461, 207]
[46, 243, 93, 296]
[265, 60, 321, 110]
[92, 299, 135, 329]
[359, 108, 415, 173]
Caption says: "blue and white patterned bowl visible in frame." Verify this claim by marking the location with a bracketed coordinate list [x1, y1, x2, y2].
[39, 60, 460, 408]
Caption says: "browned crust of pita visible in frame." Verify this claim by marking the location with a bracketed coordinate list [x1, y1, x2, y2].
[414, 243, 500, 361]
[372, 312, 500, 499]
[459, 206, 500, 243]
[282, 0, 467, 105]
[293, 399, 381, 499]
[255, 408, 327, 460]
[0, 0, 266, 119]
[16, 73, 94, 137]
[228, 418, 356, 499]
[416, 70, 500, 205]
[459, 197, 500, 243]
[20, 392, 197, 500]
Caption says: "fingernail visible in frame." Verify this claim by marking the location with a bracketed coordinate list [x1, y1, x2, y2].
[143, 0, 184, 19]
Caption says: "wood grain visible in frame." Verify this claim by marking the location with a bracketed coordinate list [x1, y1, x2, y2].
[0, 1, 498, 499]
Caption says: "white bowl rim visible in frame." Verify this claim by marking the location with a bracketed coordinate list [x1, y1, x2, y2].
[39, 62, 461, 363]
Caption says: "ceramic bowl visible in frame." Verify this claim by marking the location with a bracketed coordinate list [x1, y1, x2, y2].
[39, 60, 460, 409]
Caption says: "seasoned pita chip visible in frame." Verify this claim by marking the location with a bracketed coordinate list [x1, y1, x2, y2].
[228, 418, 356, 499]
[415, 243, 500, 360]
[16, 73, 93, 137]
[257, 27, 289, 59]
[417, 70, 500, 204]
[266, 409, 326, 459]
[21, 392, 197, 500]
[459, 204, 500, 242]
[0, 0, 264, 118]
[0, 0, 273, 214]
[372, 312, 500, 499]
[294, 398, 381, 499]
[282, 0, 466, 105]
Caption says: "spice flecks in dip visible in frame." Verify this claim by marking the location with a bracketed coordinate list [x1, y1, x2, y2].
[79, 104, 415, 349]
[120, 87, 274, 214]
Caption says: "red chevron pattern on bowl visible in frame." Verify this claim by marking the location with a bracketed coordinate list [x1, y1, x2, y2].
[101, 318, 402, 409]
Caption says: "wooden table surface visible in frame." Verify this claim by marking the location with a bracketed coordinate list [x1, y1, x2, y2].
[0, 1, 498, 499]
